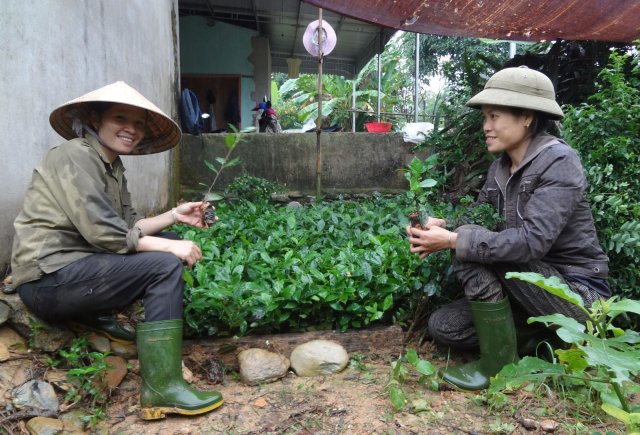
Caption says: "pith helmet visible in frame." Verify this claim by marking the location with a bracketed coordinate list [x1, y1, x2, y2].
[49, 81, 182, 155]
[466, 66, 564, 119]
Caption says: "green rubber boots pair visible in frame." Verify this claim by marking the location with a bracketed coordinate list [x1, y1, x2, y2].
[440, 297, 520, 391]
[137, 319, 223, 420]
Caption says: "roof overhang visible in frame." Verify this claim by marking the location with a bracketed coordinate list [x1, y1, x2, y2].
[179, 0, 638, 80]
[179, 0, 395, 79]
[306, 0, 640, 43]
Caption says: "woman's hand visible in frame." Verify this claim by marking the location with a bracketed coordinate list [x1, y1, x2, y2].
[406, 224, 456, 259]
[426, 217, 447, 228]
[135, 201, 218, 235]
[136, 236, 202, 268]
[173, 201, 215, 228]
[167, 239, 202, 268]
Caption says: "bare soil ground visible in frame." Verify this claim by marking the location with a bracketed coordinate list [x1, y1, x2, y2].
[0, 285, 624, 435]
[101, 340, 623, 435]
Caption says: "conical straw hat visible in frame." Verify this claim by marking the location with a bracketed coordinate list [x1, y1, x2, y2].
[49, 81, 181, 155]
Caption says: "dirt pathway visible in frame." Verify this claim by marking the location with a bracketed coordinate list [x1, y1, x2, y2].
[103, 345, 623, 435]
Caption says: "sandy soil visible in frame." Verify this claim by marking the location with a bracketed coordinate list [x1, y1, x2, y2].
[101, 341, 624, 435]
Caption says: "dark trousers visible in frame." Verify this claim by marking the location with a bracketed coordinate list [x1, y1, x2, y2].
[17, 233, 184, 323]
[428, 226, 602, 350]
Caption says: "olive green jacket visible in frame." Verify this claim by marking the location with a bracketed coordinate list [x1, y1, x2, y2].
[11, 135, 144, 286]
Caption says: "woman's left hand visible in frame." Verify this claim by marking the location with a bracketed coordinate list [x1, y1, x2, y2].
[173, 202, 211, 228]
[406, 224, 455, 259]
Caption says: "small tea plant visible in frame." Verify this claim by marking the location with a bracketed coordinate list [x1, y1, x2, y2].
[48, 336, 111, 426]
[486, 272, 640, 428]
[387, 348, 437, 412]
[348, 352, 369, 372]
[201, 125, 244, 202]
[402, 153, 440, 227]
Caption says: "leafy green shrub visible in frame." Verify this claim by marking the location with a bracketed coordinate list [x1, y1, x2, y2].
[224, 175, 286, 202]
[487, 272, 640, 429]
[273, 97, 304, 130]
[562, 50, 640, 299]
[47, 336, 110, 426]
[176, 196, 452, 337]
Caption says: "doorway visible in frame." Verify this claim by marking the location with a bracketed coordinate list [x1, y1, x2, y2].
[180, 74, 241, 132]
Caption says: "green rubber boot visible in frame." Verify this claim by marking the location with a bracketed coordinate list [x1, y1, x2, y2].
[137, 319, 223, 420]
[440, 297, 519, 390]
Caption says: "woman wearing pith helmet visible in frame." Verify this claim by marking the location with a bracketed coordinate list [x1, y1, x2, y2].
[11, 81, 223, 418]
[406, 66, 609, 390]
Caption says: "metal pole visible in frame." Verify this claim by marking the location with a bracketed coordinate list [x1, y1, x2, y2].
[376, 51, 381, 122]
[315, 9, 324, 201]
[414, 32, 420, 122]
[509, 41, 517, 58]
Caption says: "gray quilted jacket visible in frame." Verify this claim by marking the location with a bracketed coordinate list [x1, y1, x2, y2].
[456, 133, 609, 279]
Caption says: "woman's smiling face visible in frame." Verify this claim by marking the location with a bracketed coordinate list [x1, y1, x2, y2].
[481, 105, 532, 155]
[94, 103, 146, 161]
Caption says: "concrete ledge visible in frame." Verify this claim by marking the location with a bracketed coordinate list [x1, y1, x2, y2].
[180, 132, 427, 196]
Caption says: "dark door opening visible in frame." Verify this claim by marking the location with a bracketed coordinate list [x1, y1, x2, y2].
[180, 74, 241, 132]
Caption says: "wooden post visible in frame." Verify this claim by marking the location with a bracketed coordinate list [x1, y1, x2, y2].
[315, 9, 324, 201]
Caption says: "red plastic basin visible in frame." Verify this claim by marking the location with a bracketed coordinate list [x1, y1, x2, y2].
[365, 122, 392, 132]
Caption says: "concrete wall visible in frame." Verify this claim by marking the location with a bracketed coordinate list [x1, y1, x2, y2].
[180, 132, 425, 197]
[179, 16, 259, 128]
[0, 1, 180, 272]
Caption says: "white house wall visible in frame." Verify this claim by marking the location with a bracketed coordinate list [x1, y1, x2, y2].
[0, 0, 181, 272]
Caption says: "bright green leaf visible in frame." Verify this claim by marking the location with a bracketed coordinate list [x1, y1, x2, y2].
[388, 383, 406, 411]
[506, 272, 584, 307]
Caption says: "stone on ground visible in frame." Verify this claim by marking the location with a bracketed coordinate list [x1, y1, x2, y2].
[238, 348, 290, 385]
[290, 339, 349, 377]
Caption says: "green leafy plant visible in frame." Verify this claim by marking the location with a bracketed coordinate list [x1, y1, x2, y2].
[178, 195, 443, 336]
[387, 348, 437, 412]
[602, 403, 640, 435]
[224, 175, 286, 202]
[348, 352, 368, 371]
[27, 319, 47, 348]
[446, 195, 504, 231]
[562, 49, 640, 300]
[487, 272, 640, 424]
[52, 336, 111, 425]
[277, 56, 406, 131]
[402, 153, 440, 226]
[202, 125, 243, 202]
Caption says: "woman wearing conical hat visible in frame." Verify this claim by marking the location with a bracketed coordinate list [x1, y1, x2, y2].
[11, 81, 223, 419]
[406, 67, 609, 391]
